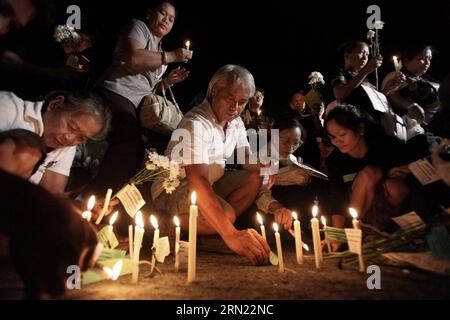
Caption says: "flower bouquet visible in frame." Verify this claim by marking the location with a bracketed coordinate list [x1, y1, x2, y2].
[112, 150, 181, 218]
[323, 210, 450, 274]
[54, 24, 92, 72]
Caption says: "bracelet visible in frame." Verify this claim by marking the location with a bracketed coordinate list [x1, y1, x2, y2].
[161, 51, 168, 65]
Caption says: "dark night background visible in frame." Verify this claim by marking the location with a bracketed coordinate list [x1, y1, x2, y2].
[2, 0, 450, 114]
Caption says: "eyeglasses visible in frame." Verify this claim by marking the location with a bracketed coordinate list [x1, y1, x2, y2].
[279, 136, 303, 148]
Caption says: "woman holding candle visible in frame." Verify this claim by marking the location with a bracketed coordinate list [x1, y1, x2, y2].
[323, 104, 419, 238]
[331, 41, 410, 142]
[89, 0, 193, 196]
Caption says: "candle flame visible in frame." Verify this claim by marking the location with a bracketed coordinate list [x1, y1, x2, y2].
[273, 222, 279, 232]
[173, 216, 180, 227]
[292, 211, 298, 221]
[303, 243, 310, 251]
[256, 212, 263, 225]
[191, 191, 197, 205]
[185, 40, 190, 49]
[321, 216, 327, 227]
[135, 211, 144, 228]
[349, 207, 358, 219]
[109, 211, 119, 226]
[81, 211, 90, 220]
[150, 214, 158, 229]
[103, 260, 123, 281]
[393, 55, 397, 61]
[103, 267, 112, 279]
[87, 195, 96, 210]
[312, 205, 318, 217]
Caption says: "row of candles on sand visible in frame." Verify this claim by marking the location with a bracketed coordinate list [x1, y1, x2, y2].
[81, 190, 199, 283]
[82, 189, 364, 283]
[256, 203, 363, 272]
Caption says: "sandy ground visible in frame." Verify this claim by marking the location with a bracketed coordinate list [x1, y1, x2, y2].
[65, 238, 450, 300]
[2, 235, 450, 300]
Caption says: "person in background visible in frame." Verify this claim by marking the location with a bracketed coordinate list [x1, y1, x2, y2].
[91, 0, 192, 195]
[0, 90, 111, 194]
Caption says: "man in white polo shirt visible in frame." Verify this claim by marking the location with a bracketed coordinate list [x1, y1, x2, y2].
[0, 90, 111, 193]
[152, 65, 270, 265]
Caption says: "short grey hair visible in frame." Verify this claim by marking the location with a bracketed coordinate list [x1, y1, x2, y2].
[44, 90, 112, 141]
[206, 64, 256, 102]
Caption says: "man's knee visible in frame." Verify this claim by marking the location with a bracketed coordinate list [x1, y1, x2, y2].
[355, 165, 384, 186]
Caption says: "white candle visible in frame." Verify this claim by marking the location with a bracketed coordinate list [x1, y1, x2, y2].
[292, 211, 303, 264]
[82, 195, 96, 222]
[95, 188, 113, 225]
[311, 204, 321, 269]
[349, 207, 365, 272]
[185, 40, 190, 51]
[273, 223, 284, 273]
[174, 216, 181, 272]
[150, 215, 159, 248]
[131, 211, 144, 284]
[128, 225, 134, 259]
[188, 191, 198, 283]
[321, 216, 331, 254]
[107, 211, 119, 248]
[256, 212, 267, 241]
[150, 215, 159, 273]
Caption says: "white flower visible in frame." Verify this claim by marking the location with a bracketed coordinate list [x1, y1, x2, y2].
[148, 151, 159, 163]
[54, 24, 79, 43]
[169, 161, 180, 180]
[159, 156, 170, 169]
[367, 30, 376, 39]
[308, 71, 325, 85]
[374, 21, 385, 30]
[145, 162, 157, 170]
[163, 178, 180, 194]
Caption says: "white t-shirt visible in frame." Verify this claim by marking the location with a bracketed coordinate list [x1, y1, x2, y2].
[0, 91, 76, 184]
[151, 100, 250, 200]
[99, 19, 167, 107]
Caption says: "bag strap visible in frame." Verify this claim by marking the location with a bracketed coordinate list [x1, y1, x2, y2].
[166, 86, 183, 116]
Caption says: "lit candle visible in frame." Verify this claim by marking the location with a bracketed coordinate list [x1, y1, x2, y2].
[349, 208, 360, 229]
[321, 216, 332, 254]
[292, 211, 303, 264]
[131, 211, 144, 284]
[82, 195, 96, 222]
[174, 216, 181, 272]
[256, 212, 267, 242]
[349, 207, 365, 272]
[107, 211, 119, 248]
[103, 260, 123, 281]
[188, 191, 198, 283]
[392, 56, 402, 72]
[150, 215, 159, 273]
[185, 40, 190, 51]
[311, 204, 321, 269]
[150, 215, 159, 248]
[128, 225, 134, 259]
[95, 188, 112, 225]
[273, 223, 284, 273]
